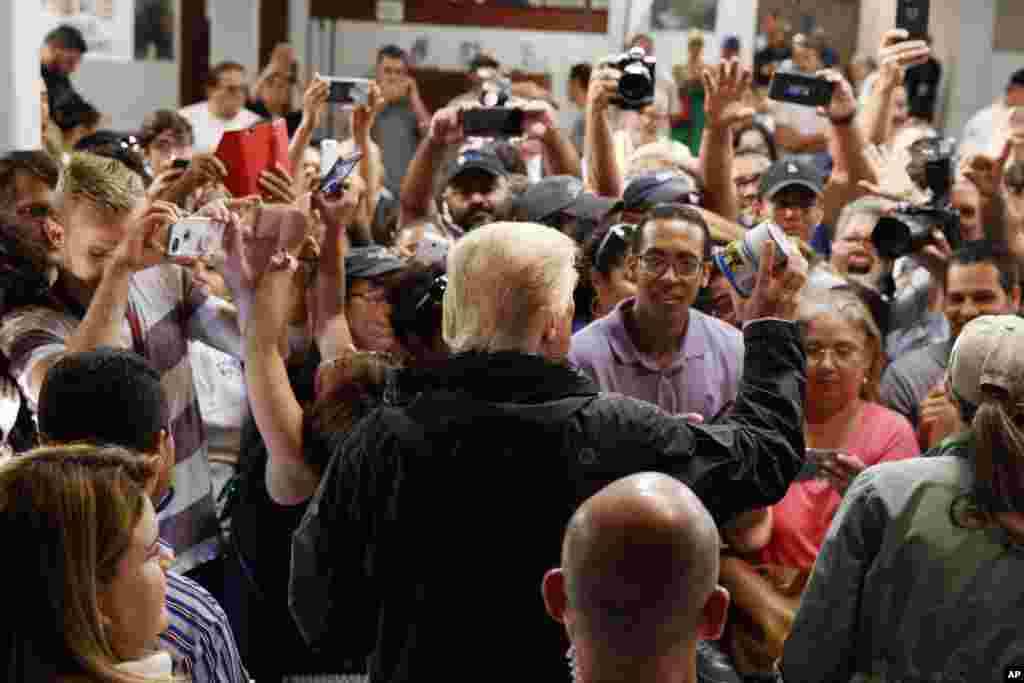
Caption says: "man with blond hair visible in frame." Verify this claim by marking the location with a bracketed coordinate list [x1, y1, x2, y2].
[0, 152, 247, 592]
[291, 221, 810, 682]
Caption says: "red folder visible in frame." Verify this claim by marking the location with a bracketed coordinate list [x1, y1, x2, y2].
[215, 119, 291, 198]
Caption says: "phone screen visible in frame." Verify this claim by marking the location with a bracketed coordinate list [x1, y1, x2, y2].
[326, 78, 370, 106]
[319, 152, 363, 195]
[768, 73, 835, 108]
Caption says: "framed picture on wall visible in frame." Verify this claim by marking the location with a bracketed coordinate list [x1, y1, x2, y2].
[650, 0, 718, 32]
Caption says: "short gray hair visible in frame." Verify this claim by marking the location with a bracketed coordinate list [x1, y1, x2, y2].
[443, 222, 578, 352]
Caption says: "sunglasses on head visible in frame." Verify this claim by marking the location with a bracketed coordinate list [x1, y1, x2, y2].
[594, 223, 636, 273]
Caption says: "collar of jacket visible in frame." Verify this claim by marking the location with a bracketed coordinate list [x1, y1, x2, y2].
[427, 351, 598, 404]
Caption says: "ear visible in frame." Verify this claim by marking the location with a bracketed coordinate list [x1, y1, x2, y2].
[541, 568, 569, 624]
[696, 585, 730, 641]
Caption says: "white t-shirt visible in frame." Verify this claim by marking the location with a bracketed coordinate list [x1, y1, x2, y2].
[179, 101, 264, 153]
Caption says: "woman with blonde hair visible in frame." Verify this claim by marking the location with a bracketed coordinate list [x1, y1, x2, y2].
[0, 444, 176, 682]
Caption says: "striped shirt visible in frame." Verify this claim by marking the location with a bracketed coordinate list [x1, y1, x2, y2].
[0, 264, 242, 573]
[162, 568, 249, 683]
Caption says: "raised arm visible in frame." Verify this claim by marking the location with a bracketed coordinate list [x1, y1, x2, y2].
[351, 82, 385, 227]
[860, 31, 930, 146]
[400, 105, 466, 223]
[520, 99, 581, 178]
[699, 58, 753, 222]
[584, 63, 625, 197]
[289, 75, 329, 177]
[311, 190, 358, 360]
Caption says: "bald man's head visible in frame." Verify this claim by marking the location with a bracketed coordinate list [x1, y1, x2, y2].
[544, 473, 726, 661]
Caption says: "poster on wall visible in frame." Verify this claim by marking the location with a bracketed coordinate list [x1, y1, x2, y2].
[40, 0, 135, 60]
[650, 0, 717, 31]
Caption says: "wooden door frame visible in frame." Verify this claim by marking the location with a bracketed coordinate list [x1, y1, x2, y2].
[178, 0, 209, 107]
[259, 0, 290, 71]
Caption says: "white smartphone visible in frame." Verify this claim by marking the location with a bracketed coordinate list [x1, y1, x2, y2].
[324, 77, 371, 107]
[166, 218, 224, 259]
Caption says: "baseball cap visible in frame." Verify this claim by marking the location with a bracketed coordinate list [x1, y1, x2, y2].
[759, 158, 824, 199]
[444, 148, 508, 187]
[515, 175, 618, 225]
[722, 35, 741, 52]
[949, 315, 1024, 414]
[345, 245, 406, 280]
[622, 171, 701, 212]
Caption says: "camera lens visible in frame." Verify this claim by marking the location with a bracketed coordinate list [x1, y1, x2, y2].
[620, 64, 653, 103]
[871, 216, 913, 260]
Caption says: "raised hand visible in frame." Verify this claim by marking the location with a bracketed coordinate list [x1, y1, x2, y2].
[428, 104, 467, 146]
[352, 81, 384, 142]
[860, 143, 929, 203]
[301, 74, 330, 130]
[587, 64, 621, 116]
[815, 69, 857, 122]
[738, 238, 809, 322]
[703, 58, 754, 130]
[876, 29, 931, 91]
[259, 164, 298, 205]
[111, 200, 183, 273]
[961, 138, 1012, 200]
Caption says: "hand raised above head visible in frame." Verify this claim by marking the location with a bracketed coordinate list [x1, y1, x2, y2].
[739, 238, 808, 322]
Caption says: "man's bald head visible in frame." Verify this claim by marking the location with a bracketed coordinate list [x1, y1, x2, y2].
[557, 473, 722, 657]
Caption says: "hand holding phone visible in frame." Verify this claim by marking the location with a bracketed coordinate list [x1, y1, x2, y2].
[768, 72, 835, 108]
[166, 217, 225, 259]
[319, 152, 363, 196]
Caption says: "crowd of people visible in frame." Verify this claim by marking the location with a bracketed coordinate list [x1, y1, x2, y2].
[1, 14, 1024, 683]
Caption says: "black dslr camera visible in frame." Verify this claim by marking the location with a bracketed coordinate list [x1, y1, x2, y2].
[461, 77, 525, 138]
[871, 137, 962, 260]
[609, 47, 657, 110]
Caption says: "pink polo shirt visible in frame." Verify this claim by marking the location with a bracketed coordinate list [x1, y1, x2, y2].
[757, 401, 920, 570]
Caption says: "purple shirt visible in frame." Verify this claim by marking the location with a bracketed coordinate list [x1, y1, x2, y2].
[569, 298, 744, 419]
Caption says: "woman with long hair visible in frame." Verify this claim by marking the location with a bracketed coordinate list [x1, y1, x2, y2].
[0, 444, 176, 682]
[781, 314, 1024, 682]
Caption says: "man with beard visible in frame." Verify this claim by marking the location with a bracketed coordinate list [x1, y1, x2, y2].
[438, 148, 511, 236]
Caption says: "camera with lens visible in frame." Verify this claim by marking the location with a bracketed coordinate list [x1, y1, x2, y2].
[462, 77, 524, 138]
[871, 137, 962, 260]
[608, 47, 657, 110]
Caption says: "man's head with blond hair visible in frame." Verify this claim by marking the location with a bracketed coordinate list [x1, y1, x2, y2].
[56, 152, 146, 288]
[443, 222, 578, 358]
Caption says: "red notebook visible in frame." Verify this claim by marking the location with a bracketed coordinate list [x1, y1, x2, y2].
[215, 119, 291, 198]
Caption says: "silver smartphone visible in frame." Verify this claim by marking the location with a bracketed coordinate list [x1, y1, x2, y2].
[166, 218, 224, 259]
[324, 77, 371, 107]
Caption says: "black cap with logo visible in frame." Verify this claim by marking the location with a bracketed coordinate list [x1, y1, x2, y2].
[759, 158, 825, 199]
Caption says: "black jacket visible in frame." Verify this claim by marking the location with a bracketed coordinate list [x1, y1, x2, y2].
[290, 320, 806, 682]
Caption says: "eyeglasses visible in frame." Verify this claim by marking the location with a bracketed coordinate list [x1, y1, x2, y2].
[415, 274, 448, 313]
[771, 195, 817, 211]
[594, 223, 635, 273]
[349, 286, 390, 305]
[804, 342, 863, 367]
[638, 251, 703, 278]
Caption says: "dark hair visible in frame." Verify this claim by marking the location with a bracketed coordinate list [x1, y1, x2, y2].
[377, 44, 410, 67]
[44, 25, 87, 53]
[0, 151, 60, 211]
[1005, 161, 1024, 193]
[51, 92, 101, 133]
[390, 265, 447, 345]
[38, 349, 168, 453]
[139, 109, 195, 148]
[0, 213, 52, 314]
[569, 63, 592, 89]
[73, 132, 150, 187]
[634, 203, 713, 261]
[206, 61, 246, 90]
[584, 221, 634, 276]
[945, 240, 1019, 295]
[1008, 68, 1024, 91]
[733, 121, 778, 161]
[469, 54, 501, 72]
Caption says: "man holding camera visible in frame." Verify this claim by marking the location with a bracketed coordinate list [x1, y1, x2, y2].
[372, 45, 431, 197]
[399, 90, 579, 236]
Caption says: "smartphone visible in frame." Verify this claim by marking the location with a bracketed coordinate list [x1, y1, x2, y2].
[461, 108, 526, 138]
[895, 0, 930, 40]
[319, 152, 363, 195]
[171, 159, 190, 170]
[166, 218, 224, 259]
[324, 77, 371, 106]
[768, 72, 835, 108]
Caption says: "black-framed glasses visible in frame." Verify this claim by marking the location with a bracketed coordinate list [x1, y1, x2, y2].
[638, 250, 703, 278]
[415, 274, 448, 313]
[594, 223, 635, 273]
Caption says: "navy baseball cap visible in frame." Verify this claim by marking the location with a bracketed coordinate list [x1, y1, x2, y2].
[622, 171, 701, 211]
[722, 35, 741, 52]
[444, 148, 508, 186]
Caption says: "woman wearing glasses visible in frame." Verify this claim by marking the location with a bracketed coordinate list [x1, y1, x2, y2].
[717, 287, 918, 675]
[229, 186, 445, 682]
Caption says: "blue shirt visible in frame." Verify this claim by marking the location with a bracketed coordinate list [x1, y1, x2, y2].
[160, 567, 249, 683]
[568, 298, 744, 419]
